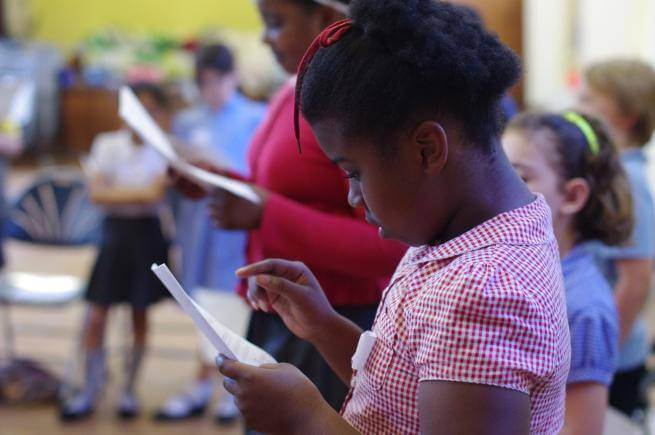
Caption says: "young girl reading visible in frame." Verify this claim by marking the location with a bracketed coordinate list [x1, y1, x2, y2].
[60, 83, 170, 421]
[503, 112, 633, 435]
[215, 1, 570, 434]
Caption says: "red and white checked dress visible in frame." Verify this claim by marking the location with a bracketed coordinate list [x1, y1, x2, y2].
[342, 196, 570, 434]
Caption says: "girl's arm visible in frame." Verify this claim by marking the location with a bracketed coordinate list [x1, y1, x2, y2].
[216, 259, 366, 434]
[218, 358, 360, 435]
[217, 360, 532, 435]
[418, 381, 531, 435]
[560, 383, 608, 435]
[89, 175, 166, 206]
[613, 258, 653, 344]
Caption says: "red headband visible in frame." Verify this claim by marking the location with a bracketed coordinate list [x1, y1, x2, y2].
[294, 19, 353, 152]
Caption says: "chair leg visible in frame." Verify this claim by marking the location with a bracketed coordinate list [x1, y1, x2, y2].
[0, 300, 15, 361]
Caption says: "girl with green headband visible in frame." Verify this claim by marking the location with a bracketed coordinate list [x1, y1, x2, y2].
[503, 111, 634, 435]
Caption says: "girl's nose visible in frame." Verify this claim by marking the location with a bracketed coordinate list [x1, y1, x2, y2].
[348, 181, 364, 209]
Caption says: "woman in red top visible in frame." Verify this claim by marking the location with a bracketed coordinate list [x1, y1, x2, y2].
[175, 0, 406, 411]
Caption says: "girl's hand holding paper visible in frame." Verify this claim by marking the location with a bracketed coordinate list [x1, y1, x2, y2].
[216, 356, 329, 434]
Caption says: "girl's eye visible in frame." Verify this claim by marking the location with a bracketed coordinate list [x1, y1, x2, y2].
[344, 171, 360, 181]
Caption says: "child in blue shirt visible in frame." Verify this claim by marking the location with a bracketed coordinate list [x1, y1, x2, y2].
[504, 111, 634, 434]
[154, 44, 265, 424]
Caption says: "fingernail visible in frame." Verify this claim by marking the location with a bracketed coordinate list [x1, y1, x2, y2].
[256, 275, 270, 285]
[215, 355, 224, 367]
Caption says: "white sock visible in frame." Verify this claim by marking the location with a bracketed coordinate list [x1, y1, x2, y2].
[189, 378, 214, 404]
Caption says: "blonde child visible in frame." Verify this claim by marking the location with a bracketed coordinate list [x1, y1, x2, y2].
[578, 59, 655, 418]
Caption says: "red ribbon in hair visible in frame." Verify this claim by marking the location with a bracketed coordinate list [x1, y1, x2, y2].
[294, 19, 353, 152]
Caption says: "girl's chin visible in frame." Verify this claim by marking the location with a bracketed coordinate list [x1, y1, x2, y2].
[378, 226, 393, 239]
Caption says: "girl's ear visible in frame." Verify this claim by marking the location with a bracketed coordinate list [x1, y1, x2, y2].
[414, 121, 448, 175]
[560, 177, 590, 217]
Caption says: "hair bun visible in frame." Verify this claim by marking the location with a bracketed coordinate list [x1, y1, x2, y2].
[350, 0, 520, 103]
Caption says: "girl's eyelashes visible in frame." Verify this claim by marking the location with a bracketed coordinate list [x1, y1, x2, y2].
[344, 171, 361, 181]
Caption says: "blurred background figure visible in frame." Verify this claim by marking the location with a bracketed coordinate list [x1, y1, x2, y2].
[153, 43, 265, 425]
[578, 59, 655, 424]
[59, 83, 171, 422]
[0, 75, 31, 268]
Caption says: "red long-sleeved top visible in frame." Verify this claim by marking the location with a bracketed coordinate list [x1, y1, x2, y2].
[238, 81, 407, 307]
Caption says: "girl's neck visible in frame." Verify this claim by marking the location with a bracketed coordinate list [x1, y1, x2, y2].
[554, 223, 577, 259]
[437, 149, 535, 243]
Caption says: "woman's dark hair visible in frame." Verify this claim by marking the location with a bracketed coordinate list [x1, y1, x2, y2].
[507, 112, 634, 246]
[129, 82, 170, 110]
[299, 0, 521, 151]
[195, 44, 235, 83]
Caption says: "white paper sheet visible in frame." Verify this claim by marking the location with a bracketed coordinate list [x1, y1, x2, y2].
[151, 264, 276, 366]
[119, 86, 260, 204]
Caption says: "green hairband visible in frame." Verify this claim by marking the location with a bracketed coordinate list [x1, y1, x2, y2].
[562, 111, 600, 156]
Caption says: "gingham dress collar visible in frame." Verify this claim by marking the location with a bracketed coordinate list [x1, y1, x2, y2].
[406, 194, 553, 266]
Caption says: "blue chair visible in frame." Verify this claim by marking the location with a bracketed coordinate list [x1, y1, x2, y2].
[0, 167, 101, 363]
[4, 168, 100, 247]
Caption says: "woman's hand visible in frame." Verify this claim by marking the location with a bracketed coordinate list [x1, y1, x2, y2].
[217, 357, 331, 434]
[169, 160, 234, 200]
[236, 259, 337, 342]
[167, 163, 210, 200]
[208, 185, 268, 230]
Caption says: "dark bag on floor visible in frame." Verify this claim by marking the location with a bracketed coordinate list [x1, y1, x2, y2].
[0, 358, 60, 405]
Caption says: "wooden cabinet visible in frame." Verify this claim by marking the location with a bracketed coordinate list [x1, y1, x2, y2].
[59, 87, 122, 153]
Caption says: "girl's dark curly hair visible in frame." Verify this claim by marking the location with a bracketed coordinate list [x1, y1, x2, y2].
[300, 0, 521, 152]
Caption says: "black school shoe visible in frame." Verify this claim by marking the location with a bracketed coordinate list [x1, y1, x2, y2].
[59, 394, 95, 422]
[117, 392, 141, 420]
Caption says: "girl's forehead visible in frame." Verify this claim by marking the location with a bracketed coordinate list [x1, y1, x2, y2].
[504, 130, 549, 162]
